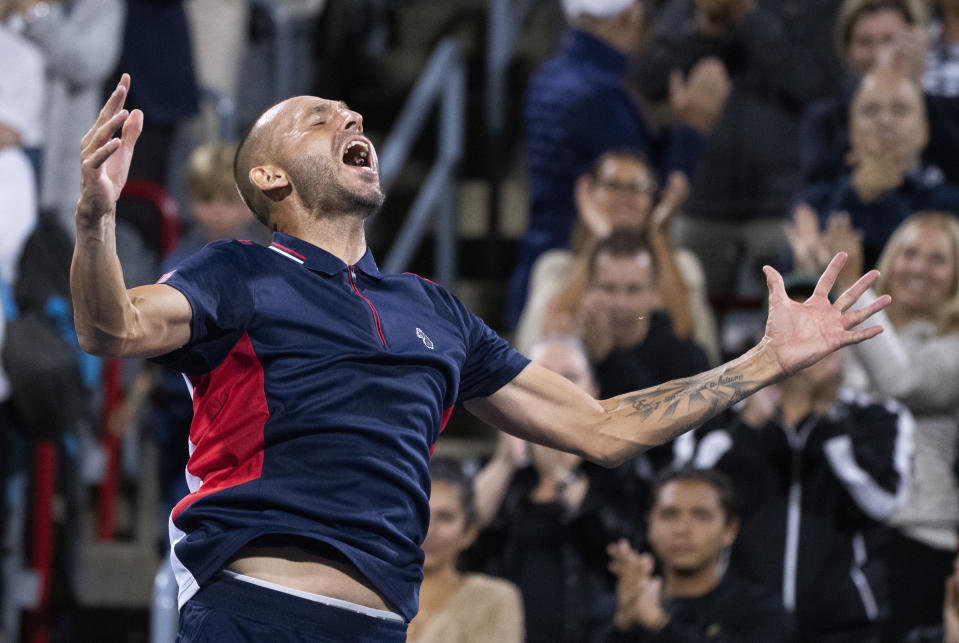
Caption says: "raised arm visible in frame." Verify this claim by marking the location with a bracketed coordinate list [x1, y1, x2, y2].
[465, 254, 890, 467]
[71, 74, 192, 358]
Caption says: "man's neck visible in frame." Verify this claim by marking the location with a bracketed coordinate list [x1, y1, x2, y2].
[663, 565, 722, 599]
[279, 215, 368, 266]
[778, 383, 834, 428]
[575, 21, 635, 55]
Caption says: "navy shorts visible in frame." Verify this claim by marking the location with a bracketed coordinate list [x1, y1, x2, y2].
[176, 574, 408, 642]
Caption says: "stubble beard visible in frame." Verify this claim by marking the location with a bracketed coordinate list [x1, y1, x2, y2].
[289, 152, 385, 220]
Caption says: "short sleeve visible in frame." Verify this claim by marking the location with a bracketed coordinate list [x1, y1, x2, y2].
[451, 297, 529, 403]
[149, 241, 253, 373]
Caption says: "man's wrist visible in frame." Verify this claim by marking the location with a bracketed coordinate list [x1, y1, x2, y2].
[75, 204, 116, 236]
[615, 610, 642, 633]
[745, 337, 786, 384]
[641, 610, 670, 633]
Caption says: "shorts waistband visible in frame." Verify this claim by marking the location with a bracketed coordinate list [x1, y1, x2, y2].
[221, 570, 403, 622]
[188, 573, 408, 640]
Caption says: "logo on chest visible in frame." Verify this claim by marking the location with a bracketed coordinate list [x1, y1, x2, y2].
[416, 328, 434, 349]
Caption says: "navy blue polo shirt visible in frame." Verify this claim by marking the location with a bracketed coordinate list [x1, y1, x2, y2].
[151, 232, 529, 620]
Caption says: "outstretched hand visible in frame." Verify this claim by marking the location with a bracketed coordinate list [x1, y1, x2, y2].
[762, 253, 890, 376]
[78, 74, 143, 223]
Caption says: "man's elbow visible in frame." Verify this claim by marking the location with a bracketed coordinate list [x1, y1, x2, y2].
[75, 326, 132, 358]
[76, 332, 117, 358]
[586, 439, 643, 468]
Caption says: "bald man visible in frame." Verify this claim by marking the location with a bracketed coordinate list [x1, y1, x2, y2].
[73, 75, 889, 640]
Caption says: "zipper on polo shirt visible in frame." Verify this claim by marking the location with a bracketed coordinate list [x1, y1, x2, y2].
[347, 266, 387, 346]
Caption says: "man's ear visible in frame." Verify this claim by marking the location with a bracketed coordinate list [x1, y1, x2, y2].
[250, 165, 292, 202]
[722, 517, 740, 548]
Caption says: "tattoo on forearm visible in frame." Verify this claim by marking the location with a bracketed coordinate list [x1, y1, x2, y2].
[622, 369, 757, 433]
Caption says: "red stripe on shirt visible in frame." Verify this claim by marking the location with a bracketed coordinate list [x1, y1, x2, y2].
[403, 272, 438, 286]
[430, 405, 455, 457]
[172, 334, 269, 520]
[270, 242, 308, 260]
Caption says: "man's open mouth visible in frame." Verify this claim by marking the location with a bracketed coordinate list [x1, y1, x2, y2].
[342, 140, 371, 168]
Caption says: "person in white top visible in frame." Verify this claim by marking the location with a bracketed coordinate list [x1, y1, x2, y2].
[0, 19, 43, 643]
[0, 21, 44, 400]
[788, 209, 959, 642]
[513, 149, 720, 363]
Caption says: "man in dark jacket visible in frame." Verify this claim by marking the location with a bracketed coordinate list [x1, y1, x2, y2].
[603, 467, 794, 642]
[690, 342, 914, 641]
[633, 0, 844, 296]
[796, 68, 959, 269]
[507, 0, 709, 328]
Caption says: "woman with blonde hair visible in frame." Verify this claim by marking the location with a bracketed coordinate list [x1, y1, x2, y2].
[827, 211, 959, 641]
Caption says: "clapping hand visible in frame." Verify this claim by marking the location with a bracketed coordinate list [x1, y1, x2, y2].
[785, 206, 864, 287]
[822, 213, 864, 292]
[575, 173, 613, 240]
[608, 540, 669, 633]
[577, 290, 615, 363]
[669, 57, 730, 134]
[784, 203, 832, 276]
[650, 172, 690, 232]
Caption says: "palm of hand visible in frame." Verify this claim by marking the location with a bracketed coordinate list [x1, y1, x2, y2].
[764, 292, 843, 375]
[760, 255, 889, 377]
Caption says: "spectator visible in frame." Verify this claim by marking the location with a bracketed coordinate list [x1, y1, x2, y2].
[923, 0, 959, 96]
[170, 142, 259, 262]
[407, 457, 524, 643]
[634, 0, 845, 298]
[0, 21, 42, 284]
[691, 313, 914, 641]
[0, 20, 43, 642]
[800, 0, 959, 188]
[13, 0, 125, 237]
[796, 68, 959, 270]
[468, 335, 648, 643]
[183, 0, 250, 143]
[119, 0, 199, 188]
[507, 0, 717, 328]
[602, 467, 794, 642]
[812, 211, 959, 642]
[514, 148, 720, 363]
[581, 232, 710, 403]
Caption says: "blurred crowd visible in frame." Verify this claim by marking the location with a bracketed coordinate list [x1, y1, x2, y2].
[2, 0, 959, 641]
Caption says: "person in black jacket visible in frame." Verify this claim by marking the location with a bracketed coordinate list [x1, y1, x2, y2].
[603, 467, 794, 642]
[794, 68, 959, 271]
[798, 0, 959, 189]
[468, 335, 651, 643]
[690, 322, 915, 642]
[633, 0, 845, 297]
[581, 231, 711, 470]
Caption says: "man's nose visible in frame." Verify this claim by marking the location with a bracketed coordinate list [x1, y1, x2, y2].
[342, 108, 364, 132]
